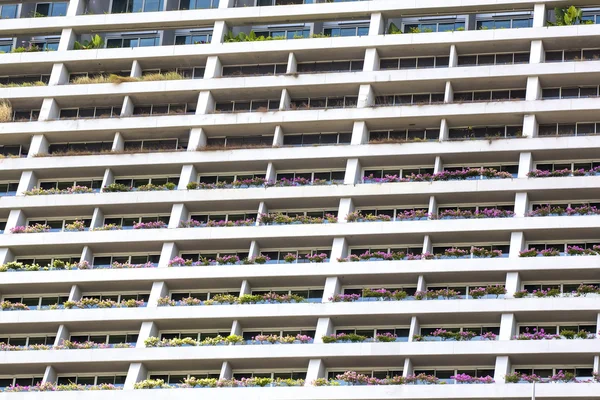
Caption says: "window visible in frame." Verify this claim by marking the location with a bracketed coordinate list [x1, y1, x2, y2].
[356, 206, 428, 221]
[251, 288, 324, 301]
[174, 31, 212, 45]
[15, 255, 80, 266]
[0, 40, 13, 53]
[375, 93, 445, 106]
[57, 375, 127, 386]
[48, 142, 114, 155]
[254, 28, 309, 40]
[380, 56, 450, 70]
[526, 242, 600, 255]
[542, 86, 600, 99]
[215, 99, 279, 113]
[39, 179, 103, 192]
[78, 292, 150, 302]
[92, 254, 160, 267]
[476, 14, 533, 30]
[179, 0, 218, 9]
[169, 290, 240, 301]
[0, 376, 43, 389]
[59, 106, 122, 119]
[546, 48, 600, 63]
[180, 250, 249, 261]
[30, 38, 60, 51]
[241, 328, 316, 341]
[448, 126, 523, 139]
[113, 176, 179, 188]
[534, 160, 600, 172]
[222, 64, 287, 77]
[160, 331, 231, 341]
[369, 128, 440, 142]
[0, 335, 56, 346]
[349, 245, 423, 259]
[290, 96, 357, 110]
[106, 35, 160, 48]
[404, 18, 465, 33]
[68, 70, 130, 83]
[513, 367, 594, 379]
[437, 204, 514, 214]
[517, 324, 596, 335]
[539, 122, 600, 136]
[103, 215, 170, 229]
[123, 139, 183, 152]
[35, 2, 68, 17]
[0, 3, 18, 19]
[363, 166, 435, 180]
[267, 209, 338, 218]
[259, 249, 331, 264]
[420, 326, 500, 340]
[197, 172, 266, 184]
[275, 170, 345, 183]
[26, 218, 92, 232]
[431, 244, 510, 258]
[454, 89, 526, 102]
[69, 333, 139, 345]
[141, 66, 204, 79]
[457, 52, 530, 66]
[297, 60, 363, 73]
[206, 135, 274, 148]
[2, 294, 69, 310]
[334, 327, 410, 341]
[232, 371, 307, 380]
[443, 164, 519, 177]
[188, 211, 256, 224]
[111, 0, 163, 13]
[0, 221, 6, 233]
[0, 144, 24, 157]
[0, 74, 50, 87]
[132, 103, 190, 116]
[413, 368, 495, 383]
[148, 372, 221, 384]
[283, 132, 351, 146]
[0, 182, 19, 197]
[328, 369, 403, 380]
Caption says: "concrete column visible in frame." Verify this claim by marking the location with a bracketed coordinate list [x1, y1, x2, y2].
[427, 196, 438, 218]
[205, 56, 222, 79]
[279, 88, 291, 111]
[505, 272, 521, 298]
[68, 285, 82, 301]
[218, 0, 235, 7]
[314, 317, 334, 343]
[38, 98, 59, 121]
[169, 204, 188, 228]
[444, 81, 454, 104]
[533, 3, 547, 27]
[408, 316, 420, 342]
[188, 128, 207, 151]
[439, 118, 449, 141]
[124, 363, 148, 389]
[350, 121, 369, 145]
[49, 63, 70, 86]
[80, 246, 93, 265]
[402, 358, 414, 377]
[42, 366, 57, 384]
[417, 275, 427, 292]
[369, 12, 385, 35]
[357, 84, 374, 108]
[54, 325, 70, 346]
[525, 76, 542, 101]
[196, 91, 215, 114]
[433, 156, 443, 174]
[66, 0, 85, 16]
[137, 322, 159, 348]
[5, 210, 26, 233]
[422, 235, 433, 254]
[363, 48, 379, 72]
[322, 276, 341, 302]
[130, 60, 142, 78]
[17, 171, 37, 194]
[449, 45, 458, 68]
[305, 359, 325, 385]
[231, 320, 243, 336]
[522, 114, 538, 138]
[265, 162, 277, 184]
[338, 198, 355, 223]
[494, 356, 511, 383]
[509, 232, 526, 259]
[248, 241, 260, 258]
[112, 132, 125, 152]
[499, 313, 517, 341]
[57, 28, 76, 52]
[158, 243, 179, 268]
[90, 207, 104, 229]
[240, 280, 252, 296]
[518, 152, 533, 178]
[344, 158, 362, 185]
[212, 21, 229, 44]
[273, 126, 284, 147]
[330, 237, 348, 261]
[27, 134, 49, 157]
[0, 248, 14, 264]
[597, 314, 600, 339]
[530, 40, 545, 64]
[514, 193, 529, 218]
[595, 355, 600, 370]
[121, 96, 135, 117]
[287, 52, 298, 74]
[219, 361, 233, 380]
[148, 281, 169, 307]
[178, 165, 197, 190]
[256, 202, 268, 226]
[101, 168, 114, 189]
[465, 14, 476, 30]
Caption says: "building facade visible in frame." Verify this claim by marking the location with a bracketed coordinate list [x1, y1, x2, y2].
[1, 0, 600, 398]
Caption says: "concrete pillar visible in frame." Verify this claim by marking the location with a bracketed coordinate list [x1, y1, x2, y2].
[265, 162, 277, 184]
[130, 60, 142, 78]
[196, 91, 215, 115]
[518, 152, 533, 178]
[42, 366, 57, 384]
[273, 126, 284, 147]
[357, 84, 374, 108]
[402, 358, 414, 377]
[240, 280, 252, 296]
[68, 285, 82, 302]
[444, 81, 454, 104]
[422, 235, 433, 254]
[514, 193, 529, 218]
[465, 14, 476, 30]
[530, 40, 545, 64]
[169, 204, 188, 228]
[287, 52, 298, 74]
[433, 156, 443, 174]
[248, 241, 260, 259]
[178, 165, 198, 190]
[121, 96, 134, 117]
[314, 318, 334, 343]
[90, 208, 104, 230]
[158, 242, 179, 268]
[322, 276, 341, 302]
[533, 3, 547, 27]
[0, 248, 14, 264]
[350, 121, 369, 145]
[522, 115, 538, 138]
[417, 275, 427, 292]
[112, 132, 125, 152]
[49, 63, 70, 86]
[439, 118, 449, 141]
[54, 325, 70, 346]
[219, 361, 233, 380]
[80, 246, 93, 265]
[188, 128, 207, 151]
[305, 359, 325, 385]
[363, 48, 379, 72]
[494, 356, 511, 383]
[218, 0, 234, 8]
[369, 12, 385, 36]
[66, 0, 85, 16]
[344, 158, 362, 185]
[330, 237, 348, 262]
[5, 209, 26, 232]
[124, 363, 148, 389]
[101, 168, 115, 189]
[408, 316, 420, 342]
[16, 171, 37, 194]
[505, 272, 521, 298]
[38, 98, 59, 121]
[509, 232, 526, 259]
[597, 314, 600, 339]
[205, 56, 222, 79]
[256, 202, 268, 226]
[137, 322, 159, 348]
[526, 76, 542, 101]
[427, 196, 438, 218]
[231, 320, 243, 336]
[148, 282, 169, 307]
[449, 45, 458, 68]
[279, 88, 291, 111]
[595, 355, 600, 370]
[57, 28, 76, 52]
[499, 313, 517, 341]
[212, 21, 229, 44]
[338, 198, 355, 223]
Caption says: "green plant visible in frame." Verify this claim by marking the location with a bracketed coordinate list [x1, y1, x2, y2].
[0, 99, 12, 122]
[550, 6, 585, 26]
[387, 22, 401, 34]
[560, 329, 576, 339]
[73, 34, 105, 50]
